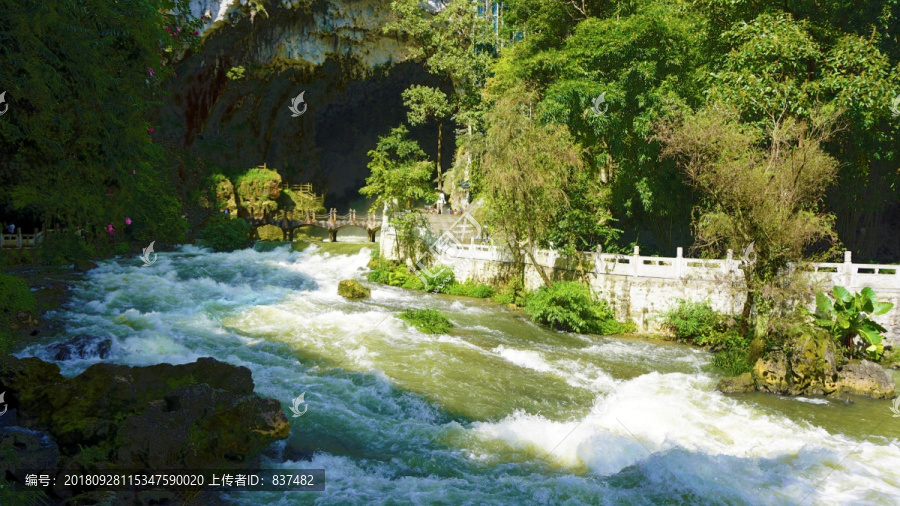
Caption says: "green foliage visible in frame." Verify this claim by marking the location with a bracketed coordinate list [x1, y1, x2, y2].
[360, 125, 435, 212]
[419, 265, 455, 292]
[0, 0, 201, 235]
[0, 273, 36, 315]
[73, 443, 112, 470]
[397, 308, 453, 334]
[39, 232, 95, 266]
[661, 298, 751, 374]
[524, 281, 631, 334]
[804, 285, 894, 360]
[0, 273, 35, 356]
[493, 278, 528, 307]
[712, 340, 754, 377]
[442, 280, 495, 299]
[199, 217, 252, 252]
[661, 299, 728, 345]
[367, 257, 424, 290]
[227, 66, 247, 80]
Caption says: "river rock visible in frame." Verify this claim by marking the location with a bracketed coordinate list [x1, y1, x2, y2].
[46, 334, 112, 361]
[752, 351, 790, 394]
[787, 334, 841, 396]
[716, 372, 756, 393]
[835, 360, 895, 399]
[0, 356, 289, 469]
[338, 279, 370, 299]
[0, 426, 60, 472]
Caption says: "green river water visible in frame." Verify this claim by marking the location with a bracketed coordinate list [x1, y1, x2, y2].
[21, 242, 900, 505]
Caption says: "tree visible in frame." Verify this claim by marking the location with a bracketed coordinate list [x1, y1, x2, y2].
[360, 125, 435, 212]
[402, 86, 452, 190]
[656, 105, 843, 336]
[0, 0, 201, 242]
[479, 90, 582, 287]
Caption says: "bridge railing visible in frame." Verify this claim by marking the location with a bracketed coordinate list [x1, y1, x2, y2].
[0, 229, 45, 249]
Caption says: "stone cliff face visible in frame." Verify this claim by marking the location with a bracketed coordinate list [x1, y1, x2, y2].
[156, 0, 454, 209]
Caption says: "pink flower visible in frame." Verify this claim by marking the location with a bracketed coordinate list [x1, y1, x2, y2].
[148, 128, 154, 134]
[147, 67, 154, 77]
[107, 224, 115, 236]
[125, 217, 132, 225]
[177, 27, 181, 32]
[132, 170, 136, 175]
[193, 30, 199, 35]
[165, 26, 170, 32]
[174, 72, 178, 77]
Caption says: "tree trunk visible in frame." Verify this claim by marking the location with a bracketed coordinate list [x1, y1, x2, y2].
[436, 122, 443, 191]
[526, 247, 553, 288]
[739, 288, 754, 336]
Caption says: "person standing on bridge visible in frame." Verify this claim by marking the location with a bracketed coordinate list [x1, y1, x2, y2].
[436, 192, 446, 214]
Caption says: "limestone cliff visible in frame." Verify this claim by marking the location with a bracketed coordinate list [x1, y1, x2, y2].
[156, 0, 454, 209]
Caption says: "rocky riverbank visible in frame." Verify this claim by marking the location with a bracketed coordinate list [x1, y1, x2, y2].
[0, 356, 290, 504]
[716, 336, 896, 399]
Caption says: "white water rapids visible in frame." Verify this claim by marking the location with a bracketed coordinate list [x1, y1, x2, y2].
[20, 244, 900, 504]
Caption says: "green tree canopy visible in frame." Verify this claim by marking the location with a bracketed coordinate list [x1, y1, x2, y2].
[360, 125, 435, 212]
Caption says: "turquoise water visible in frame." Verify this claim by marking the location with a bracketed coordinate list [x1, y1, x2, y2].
[22, 244, 900, 504]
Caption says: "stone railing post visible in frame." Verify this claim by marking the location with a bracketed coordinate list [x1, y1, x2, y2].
[843, 250, 853, 288]
[17, 229, 22, 249]
[676, 247, 683, 279]
[632, 245, 640, 276]
[725, 249, 733, 275]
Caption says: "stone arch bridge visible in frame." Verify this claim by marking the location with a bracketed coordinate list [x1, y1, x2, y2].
[246, 209, 382, 242]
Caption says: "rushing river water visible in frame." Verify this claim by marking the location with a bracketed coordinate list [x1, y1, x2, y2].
[22, 243, 900, 505]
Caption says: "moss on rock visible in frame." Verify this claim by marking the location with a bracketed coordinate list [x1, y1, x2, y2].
[338, 280, 370, 299]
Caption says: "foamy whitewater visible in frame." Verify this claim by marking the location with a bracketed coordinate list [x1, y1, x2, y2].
[21, 244, 900, 504]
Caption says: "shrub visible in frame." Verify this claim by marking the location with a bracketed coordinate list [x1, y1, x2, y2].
[0, 273, 35, 356]
[525, 281, 631, 334]
[494, 278, 527, 306]
[397, 308, 452, 334]
[39, 232, 94, 265]
[661, 299, 728, 344]
[199, 217, 252, 252]
[420, 265, 454, 292]
[442, 280, 495, 298]
[804, 285, 894, 360]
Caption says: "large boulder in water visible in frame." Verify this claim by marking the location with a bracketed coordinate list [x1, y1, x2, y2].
[836, 360, 895, 399]
[338, 279, 370, 299]
[716, 372, 756, 393]
[0, 356, 290, 469]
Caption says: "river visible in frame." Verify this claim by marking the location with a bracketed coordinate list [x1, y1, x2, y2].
[22, 243, 900, 505]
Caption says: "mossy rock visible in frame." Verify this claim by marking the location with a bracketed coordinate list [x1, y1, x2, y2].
[787, 332, 841, 395]
[236, 168, 281, 219]
[0, 356, 289, 468]
[716, 372, 756, 393]
[338, 280, 370, 299]
[751, 351, 789, 394]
